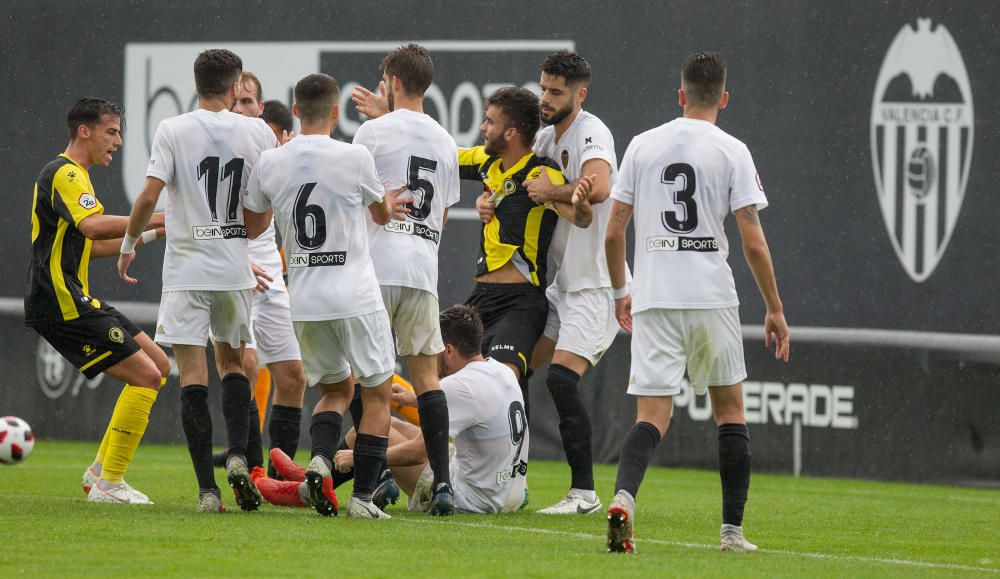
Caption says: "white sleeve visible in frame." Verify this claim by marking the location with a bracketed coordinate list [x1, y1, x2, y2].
[610, 137, 637, 206]
[440, 376, 478, 437]
[358, 148, 385, 206]
[577, 123, 616, 171]
[352, 121, 377, 154]
[146, 121, 174, 184]
[729, 145, 768, 213]
[243, 158, 270, 213]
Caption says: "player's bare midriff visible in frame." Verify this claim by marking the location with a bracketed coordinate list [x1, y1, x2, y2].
[475, 261, 531, 284]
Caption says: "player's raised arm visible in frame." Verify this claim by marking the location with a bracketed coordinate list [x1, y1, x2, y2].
[351, 81, 389, 119]
[117, 177, 166, 284]
[734, 204, 789, 361]
[551, 173, 595, 228]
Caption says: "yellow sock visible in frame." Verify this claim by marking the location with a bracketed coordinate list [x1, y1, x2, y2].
[94, 390, 129, 465]
[101, 385, 158, 483]
[254, 368, 271, 432]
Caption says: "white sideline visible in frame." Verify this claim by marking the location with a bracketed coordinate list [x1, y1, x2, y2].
[400, 518, 1000, 574]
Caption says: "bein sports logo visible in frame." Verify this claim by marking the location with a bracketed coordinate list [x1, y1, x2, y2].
[122, 40, 572, 206]
[870, 18, 974, 283]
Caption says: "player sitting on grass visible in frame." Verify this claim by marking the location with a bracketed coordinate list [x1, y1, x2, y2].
[262, 305, 530, 514]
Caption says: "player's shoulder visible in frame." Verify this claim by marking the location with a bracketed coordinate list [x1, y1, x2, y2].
[575, 110, 614, 137]
[38, 155, 74, 183]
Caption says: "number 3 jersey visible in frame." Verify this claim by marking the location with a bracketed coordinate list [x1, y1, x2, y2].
[244, 135, 385, 321]
[442, 358, 529, 514]
[611, 118, 768, 312]
[147, 109, 278, 291]
[352, 109, 461, 297]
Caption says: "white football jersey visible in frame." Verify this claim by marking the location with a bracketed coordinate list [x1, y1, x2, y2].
[443, 358, 529, 514]
[147, 109, 277, 291]
[534, 111, 619, 292]
[353, 109, 461, 296]
[244, 135, 385, 321]
[611, 117, 768, 311]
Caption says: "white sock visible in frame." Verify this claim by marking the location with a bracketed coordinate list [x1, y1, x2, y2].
[571, 488, 598, 502]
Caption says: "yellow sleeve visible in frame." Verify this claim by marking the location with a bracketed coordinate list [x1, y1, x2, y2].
[51, 165, 103, 226]
[458, 146, 491, 181]
[525, 165, 566, 186]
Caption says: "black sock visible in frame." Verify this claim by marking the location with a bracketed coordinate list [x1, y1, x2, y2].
[246, 401, 263, 469]
[310, 411, 343, 468]
[220, 373, 252, 459]
[331, 440, 355, 488]
[518, 369, 533, 422]
[546, 364, 594, 491]
[614, 422, 662, 499]
[180, 385, 217, 491]
[348, 384, 364, 430]
[719, 423, 751, 527]
[353, 433, 388, 502]
[267, 405, 302, 478]
[417, 390, 451, 488]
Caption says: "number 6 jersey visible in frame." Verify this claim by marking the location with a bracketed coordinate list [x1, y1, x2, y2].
[244, 135, 386, 321]
[611, 118, 768, 312]
[146, 109, 278, 291]
[352, 109, 461, 297]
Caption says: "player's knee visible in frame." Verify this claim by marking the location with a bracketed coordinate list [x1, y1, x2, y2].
[137, 364, 163, 390]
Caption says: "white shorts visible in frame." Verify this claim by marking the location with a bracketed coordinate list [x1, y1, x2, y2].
[155, 289, 252, 349]
[628, 307, 746, 397]
[408, 444, 459, 513]
[293, 310, 395, 388]
[246, 286, 301, 365]
[543, 286, 619, 365]
[381, 285, 444, 357]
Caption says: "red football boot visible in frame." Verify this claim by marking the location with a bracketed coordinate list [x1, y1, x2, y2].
[269, 448, 306, 482]
[255, 475, 308, 507]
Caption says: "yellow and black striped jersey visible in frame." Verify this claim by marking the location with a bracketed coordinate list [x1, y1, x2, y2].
[458, 146, 564, 287]
[25, 154, 105, 324]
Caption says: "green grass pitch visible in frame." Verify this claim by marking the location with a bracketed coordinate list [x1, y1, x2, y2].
[1, 441, 998, 577]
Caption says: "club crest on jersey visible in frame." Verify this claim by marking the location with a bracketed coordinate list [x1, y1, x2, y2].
[870, 18, 974, 283]
[560, 149, 569, 170]
[108, 327, 125, 344]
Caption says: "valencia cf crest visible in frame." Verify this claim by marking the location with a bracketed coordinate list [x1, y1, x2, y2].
[560, 149, 570, 170]
[870, 18, 974, 282]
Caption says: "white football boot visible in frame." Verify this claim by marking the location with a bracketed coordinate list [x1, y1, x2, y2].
[538, 489, 602, 515]
[82, 466, 152, 504]
[720, 524, 758, 552]
[606, 490, 636, 554]
[87, 481, 133, 504]
[346, 496, 392, 519]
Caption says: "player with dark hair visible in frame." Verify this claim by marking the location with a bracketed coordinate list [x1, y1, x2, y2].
[261, 100, 293, 142]
[329, 304, 529, 513]
[479, 50, 621, 515]
[119, 48, 278, 513]
[347, 43, 461, 515]
[26, 97, 167, 504]
[604, 52, 790, 553]
[245, 73, 408, 518]
[457, 87, 594, 413]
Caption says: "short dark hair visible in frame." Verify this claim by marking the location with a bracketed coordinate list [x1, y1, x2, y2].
[262, 100, 293, 133]
[193, 49, 243, 98]
[485, 87, 541, 148]
[381, 43, 434, 96]
[67, 97, 122, 141]
[541, 50, 592, 86]
[240, 71, 263, 102]
[682, 52, 727, 106]
[440, 305, 484, 358]
[294, 74, 340, 124]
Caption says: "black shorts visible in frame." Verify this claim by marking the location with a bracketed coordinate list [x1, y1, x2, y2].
[30, 303, 143, 379]
[464, 283, 548, 378]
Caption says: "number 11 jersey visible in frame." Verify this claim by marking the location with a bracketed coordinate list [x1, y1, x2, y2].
[147, 109, 278, 291]
[611, 118, 768, 312]
[353, 109, 461, 297]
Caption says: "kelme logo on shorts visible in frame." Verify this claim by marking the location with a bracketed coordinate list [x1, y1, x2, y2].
[870, 18, 973, 282]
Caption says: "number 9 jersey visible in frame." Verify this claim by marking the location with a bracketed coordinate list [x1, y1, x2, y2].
[147, 109, 278, 291]
[611, 118, 768, 312]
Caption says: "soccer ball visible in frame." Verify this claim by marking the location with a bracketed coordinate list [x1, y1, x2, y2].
[0, 416, 35, 465]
